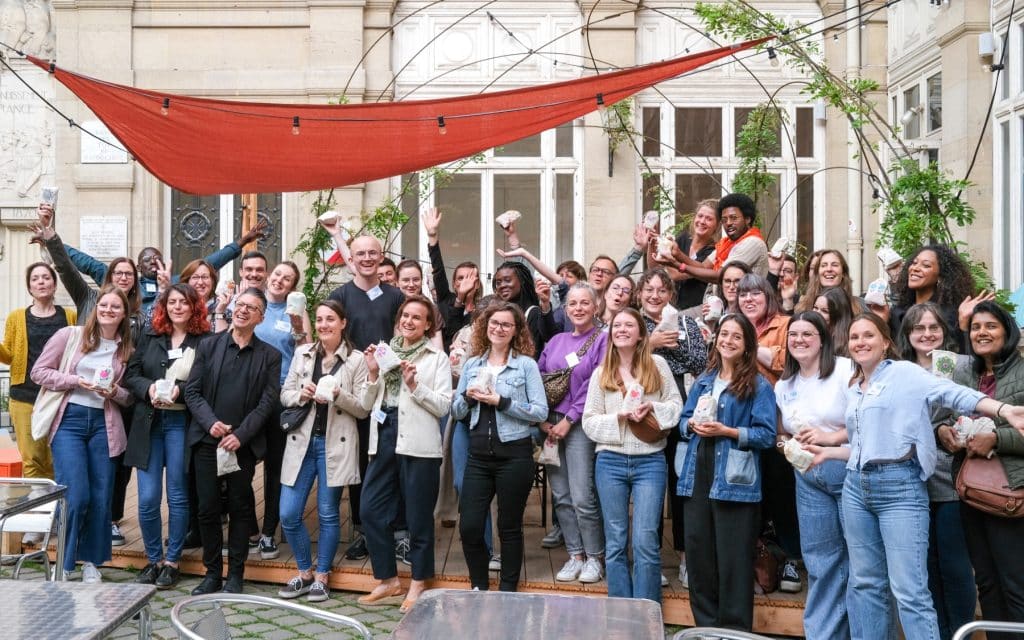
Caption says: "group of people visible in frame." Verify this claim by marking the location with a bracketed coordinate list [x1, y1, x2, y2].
[3, 192, 1024, 639]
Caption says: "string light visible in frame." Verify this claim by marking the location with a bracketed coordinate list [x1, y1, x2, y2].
[437, 115, 447, 135]
[292, 116, 300, 135]
[596, 93, 606, 113]
[767, 47, 780, 67]
[161, 97, 169, 116]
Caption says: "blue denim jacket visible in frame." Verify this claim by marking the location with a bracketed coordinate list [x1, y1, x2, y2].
[675, 370, 777, 503]
[452, 351, 549, 442]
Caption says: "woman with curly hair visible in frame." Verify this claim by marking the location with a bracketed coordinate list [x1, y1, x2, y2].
[452, 302, 548, 591]
[889, 245, 990, 350]
[123, 283, 211, 589]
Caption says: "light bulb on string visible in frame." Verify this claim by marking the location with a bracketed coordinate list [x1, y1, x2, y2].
[767, 47, 780, 67]
[292, 116, 300, 136]
[437, 116, 447, 135]
[596, 93, 606, 114]
[161, 97, 169, 116]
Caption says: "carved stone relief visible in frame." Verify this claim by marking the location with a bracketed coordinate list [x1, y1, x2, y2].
[0, 0, 55, 59]
[0, 66, 54, 207]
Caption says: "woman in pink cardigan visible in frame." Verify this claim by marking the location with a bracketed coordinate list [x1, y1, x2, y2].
[31, 285, 134, 583]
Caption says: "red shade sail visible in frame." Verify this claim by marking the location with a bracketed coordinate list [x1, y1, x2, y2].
[29, 38, 766, 195]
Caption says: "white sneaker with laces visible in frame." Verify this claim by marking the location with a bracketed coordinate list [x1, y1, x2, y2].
[82, 562, 102, 584]
[679, 563, 689, 589]
[780, 560, 802, 593]
[488, 555, 501, 572]
[555, 557, 584, 582]
[578, 557, 603, 584]
[22, 532, 43, 546]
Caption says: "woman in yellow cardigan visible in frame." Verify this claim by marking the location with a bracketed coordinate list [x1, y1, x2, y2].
[0, 262, 77, 489]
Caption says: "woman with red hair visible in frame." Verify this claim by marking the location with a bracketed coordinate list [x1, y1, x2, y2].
[123, 283, 211, 589]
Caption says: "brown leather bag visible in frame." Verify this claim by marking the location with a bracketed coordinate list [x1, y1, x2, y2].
[753, 538, 779, 594]
[627, 411, 668, 444]
[955, 455, 1024, 518]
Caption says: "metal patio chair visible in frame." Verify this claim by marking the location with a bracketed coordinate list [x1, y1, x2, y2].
[170, 593, 373, 640]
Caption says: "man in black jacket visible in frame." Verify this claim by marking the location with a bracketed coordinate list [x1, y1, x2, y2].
[185, 287, 282, 595]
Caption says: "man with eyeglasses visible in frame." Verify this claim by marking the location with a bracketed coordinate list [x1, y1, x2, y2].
[185, 287, 282, 595]
[327, 234, 405, 561]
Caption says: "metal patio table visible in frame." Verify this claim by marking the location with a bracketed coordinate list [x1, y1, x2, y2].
[0, 580, 156, 639]
[0, 478, 67, 580]
[391, 589, 664, 639]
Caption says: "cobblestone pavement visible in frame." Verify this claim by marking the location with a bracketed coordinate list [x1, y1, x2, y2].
[16, 563, 684, 639]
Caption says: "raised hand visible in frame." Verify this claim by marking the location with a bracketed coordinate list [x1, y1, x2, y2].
[423, 207, 442, 239]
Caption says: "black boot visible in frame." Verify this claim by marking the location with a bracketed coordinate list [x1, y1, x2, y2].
[191, 573, 222, 595]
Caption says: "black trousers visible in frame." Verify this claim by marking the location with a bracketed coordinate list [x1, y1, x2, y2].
[348, 417, 371, 528]
[961, 501, 1024, 640]
[760, 448, 800, 559]
[682, 438, 760, 631]
[193, 442, 256, 578]
[111, 406, 134, 522]
[360, 411, 440, 581]
[260, 404, 284, 538]
[662, 373, 689, 551]
[459, 442, 534, 591]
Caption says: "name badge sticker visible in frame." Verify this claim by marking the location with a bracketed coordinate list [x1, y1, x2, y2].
[867, 383, 886, 397]
[565, 352, 580, 367]
[367, 286, 383, 301]
[372, 408, 388, 423]
[144, 282, 157, 293]
[167, 348, 183, 360]
[274, 319, 291, 333]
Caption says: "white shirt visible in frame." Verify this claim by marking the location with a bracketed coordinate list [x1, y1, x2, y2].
[774, 356, 854, 435]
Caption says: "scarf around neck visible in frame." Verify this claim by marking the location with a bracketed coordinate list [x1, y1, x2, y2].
[713, 226, 763, 270]
[384, 336, 429, 400]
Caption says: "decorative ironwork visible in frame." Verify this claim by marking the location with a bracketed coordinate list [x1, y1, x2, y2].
[171, 191, 220, 269]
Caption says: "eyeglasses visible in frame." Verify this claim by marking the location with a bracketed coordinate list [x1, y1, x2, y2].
[111, 270, 135, 280]
[609, 284, 633, 296]
[722, 278, 742, 287]
[641, 287, 670, 297]
[235, 301, 263, 314]
[354, 250, 382, 259]
[737, 291, 765, 299]
[189, 274, 212, 282]
[589, 266, 615, 278]
[488, 319, 515, 331]
[911, 323, 943, 335]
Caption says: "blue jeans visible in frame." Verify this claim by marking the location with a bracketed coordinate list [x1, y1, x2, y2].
[51, 403, 115, 573]
[595, 450, 665, 603]
[136, 410, 189, 563]
[844, 460, 940, 640]
[452, 418, 492, 553]
[795, 459, 854, 639]
[546, 419, 604, 557]
[928, 501, 977, 640]
[280, 436, 343, 574]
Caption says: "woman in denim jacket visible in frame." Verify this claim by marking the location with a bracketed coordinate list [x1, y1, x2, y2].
[676, 313, 777, 630]
[452, 302, 548, 591]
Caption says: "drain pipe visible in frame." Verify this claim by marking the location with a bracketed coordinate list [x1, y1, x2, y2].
[846, 0, 864, 294]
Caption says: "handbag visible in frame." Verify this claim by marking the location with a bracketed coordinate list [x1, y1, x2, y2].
[281, 351, 345, 434]
[955, 455, 1024, 518]
[753, 537, 780, 594]
[542, 330, 602, 406]
[628, 411, 668, 444]
[31, 327, 83, 441]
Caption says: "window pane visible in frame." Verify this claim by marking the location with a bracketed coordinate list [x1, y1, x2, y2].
[642, 173, 661, 215]
[796, 174, 814, 253]
[734, 107, 781, 157]
[675, 107, 722, 157]
[555, 122, 575, 157]
[1001, 121, 1011, 285]
[494, 133, 541, 157]
[927, 74, 942, 132]
[494, 174, 541, 254]
[642, 107, 661, 157]
[171, 190, 220, 273]
[748, 176, 782, 246]
[796, 107, 814, 158]
[555, 173, 575, 265]
[674, 173, 722, 219]
[435, 173, 481, 269]
[399, 173, 420, 261]
[903, 85, 921, 139]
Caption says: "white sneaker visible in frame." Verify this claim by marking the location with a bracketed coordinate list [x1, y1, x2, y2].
[579, 557, 603, 584]
[488, 555, 501, 572]
[679, 563, 689, 589]
[555, 557, 584, 582]
[660, 573, 669, 587]
[82, 562, 102, 584]
[22, 532, 43, 546]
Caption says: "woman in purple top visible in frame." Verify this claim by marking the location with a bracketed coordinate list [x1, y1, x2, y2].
[538, 283, 608, 584]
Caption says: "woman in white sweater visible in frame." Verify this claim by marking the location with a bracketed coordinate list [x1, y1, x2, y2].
[582, 307, 682, 603]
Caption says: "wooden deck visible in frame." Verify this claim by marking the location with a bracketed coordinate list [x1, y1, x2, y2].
[100, 465, 806, 637]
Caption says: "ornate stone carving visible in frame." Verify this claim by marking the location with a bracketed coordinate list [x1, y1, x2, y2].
[0, 0, 55, 59]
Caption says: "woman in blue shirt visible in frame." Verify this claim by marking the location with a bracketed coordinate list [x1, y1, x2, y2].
[452, 302, 548, 591]
[677, 313, 776, 630]
[842, 312, 1024, 640]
